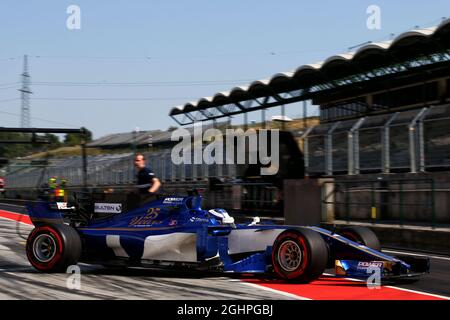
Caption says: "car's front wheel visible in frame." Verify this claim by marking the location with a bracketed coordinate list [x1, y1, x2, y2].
[26, 224, 82, 273]
[271, 228, 328, 283]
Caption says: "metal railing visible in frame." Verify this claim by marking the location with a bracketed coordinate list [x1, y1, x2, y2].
[3, 149, 240, 189]
[321, 178, 442, 227]
[302, 105, 450, 176]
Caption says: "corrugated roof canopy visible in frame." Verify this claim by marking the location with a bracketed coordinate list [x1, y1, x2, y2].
[169, 19, 450, 125]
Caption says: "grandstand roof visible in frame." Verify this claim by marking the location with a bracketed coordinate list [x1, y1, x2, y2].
[169, 19, 450, 125]
[87, 130, 162, 148]
[87, 122, 227, 149]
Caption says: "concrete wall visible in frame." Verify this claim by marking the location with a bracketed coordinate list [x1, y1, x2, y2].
[321, 222, 450, 255]
[284, 179, 334, 225]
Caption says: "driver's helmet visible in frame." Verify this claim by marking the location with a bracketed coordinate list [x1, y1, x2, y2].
[208, 208, 235, 224]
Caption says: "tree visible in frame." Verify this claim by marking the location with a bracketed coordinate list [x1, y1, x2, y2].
[63, 127, 92, 146]
[0, 133, 33, 158]
[44, 134, 61, 146]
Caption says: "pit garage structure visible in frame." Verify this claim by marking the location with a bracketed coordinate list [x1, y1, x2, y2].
[169, 19, 450, 176]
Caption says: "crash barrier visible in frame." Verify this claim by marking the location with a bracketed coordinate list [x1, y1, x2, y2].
[302, 104, 450, 176]
[320, 174, 450, 226]
[321, 221, 450, 255]
[366, 224, 450, 255]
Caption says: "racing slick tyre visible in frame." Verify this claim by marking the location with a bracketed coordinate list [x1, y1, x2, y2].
[271, 228, 328, 283]
[26, 224, 82, 273]
[340, 226, 381, 252]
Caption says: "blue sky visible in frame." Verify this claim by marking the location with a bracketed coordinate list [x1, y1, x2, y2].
[0, 0, 449, 138]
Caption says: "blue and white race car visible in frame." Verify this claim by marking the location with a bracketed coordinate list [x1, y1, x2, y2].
[25, 193, 429, 283]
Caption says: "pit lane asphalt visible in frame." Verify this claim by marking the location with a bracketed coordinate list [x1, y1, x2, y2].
[0, 202, 449, 300]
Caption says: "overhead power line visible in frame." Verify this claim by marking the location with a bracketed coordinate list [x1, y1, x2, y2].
[0, 109, 79, 127]
[0, 98, 19, 104]
[31, 79, 254, 87]
[0, 82, 20, 87]
[26, 50, 327, 61]
[0, 85, 19, 91]
[31, 97, 199, 101]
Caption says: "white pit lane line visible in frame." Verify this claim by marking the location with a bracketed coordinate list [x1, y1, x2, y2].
[0, 215, 33, 227]
[382, 285, 450, 300]
[237, 280, 310, 300]
[322, 273, 450, 300]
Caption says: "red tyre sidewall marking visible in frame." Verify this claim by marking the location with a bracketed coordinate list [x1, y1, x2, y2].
[27, 226, 64, 271]
[272, 231, 309, 280]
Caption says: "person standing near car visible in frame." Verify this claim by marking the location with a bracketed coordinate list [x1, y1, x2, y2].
[134, 153, 161, 194]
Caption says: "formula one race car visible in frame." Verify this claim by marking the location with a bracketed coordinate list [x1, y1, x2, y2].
[25, 193, 430, 283]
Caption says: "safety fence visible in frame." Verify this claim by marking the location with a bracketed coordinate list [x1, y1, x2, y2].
[4, 150, 239, 190]
[303, 104, 450, 176]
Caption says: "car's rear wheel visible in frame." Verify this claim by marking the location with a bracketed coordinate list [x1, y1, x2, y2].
[26, 224, 82, 273]
[271, 228, 328, 283]
[340, 226, 381, 252]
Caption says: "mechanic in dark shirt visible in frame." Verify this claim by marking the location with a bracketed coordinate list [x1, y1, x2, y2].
[134, 153, 161, 194]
